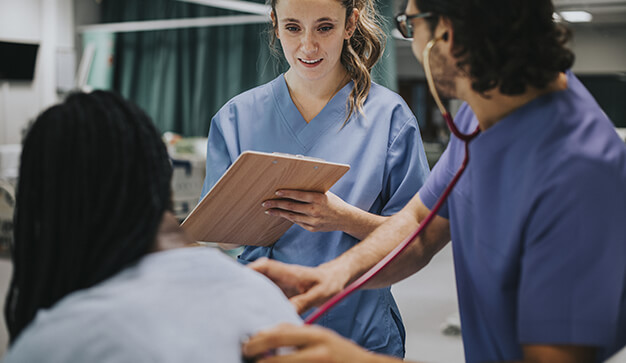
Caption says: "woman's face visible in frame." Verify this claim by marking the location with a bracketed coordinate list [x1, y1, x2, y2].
[273, 0, 355, 83]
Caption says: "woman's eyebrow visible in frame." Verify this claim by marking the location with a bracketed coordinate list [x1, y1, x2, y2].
[316, 17, 339, 23]
[280, 18, 301, 23]
[279, 17, 339, 23]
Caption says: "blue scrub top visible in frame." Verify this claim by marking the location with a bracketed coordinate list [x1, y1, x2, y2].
[420, 71, 626, 362]
[202, 74, 429, 356]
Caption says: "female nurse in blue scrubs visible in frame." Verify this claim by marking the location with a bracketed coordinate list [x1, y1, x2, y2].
[201, 0, 429, 357]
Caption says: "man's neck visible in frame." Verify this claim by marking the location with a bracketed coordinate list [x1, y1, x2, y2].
[153, 211, 199, 252]
[459, 72, 568, 131]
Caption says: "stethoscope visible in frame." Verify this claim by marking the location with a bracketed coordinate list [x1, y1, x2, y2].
[304, 34, 481, 324]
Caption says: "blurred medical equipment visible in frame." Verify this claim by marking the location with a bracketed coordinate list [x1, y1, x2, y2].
[0, 180, 14, 255]
[166, 134, 208, 220]
[171, 155, 206, 220]
[0, 178, 16, 256]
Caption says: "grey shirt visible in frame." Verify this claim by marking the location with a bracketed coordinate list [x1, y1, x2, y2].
[4, 247, 302, 362]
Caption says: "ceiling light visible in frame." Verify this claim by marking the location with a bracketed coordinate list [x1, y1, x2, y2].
[559, 11, 593, 23]
[176, 0, 270, 15]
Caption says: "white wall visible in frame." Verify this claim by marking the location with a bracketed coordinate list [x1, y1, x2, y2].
[396, 24, 626, 79]
[569, 25, 626, 74]
[396, 42, 424, 79]
[0, 0, 75, 145]
[0, 1, 41, 41]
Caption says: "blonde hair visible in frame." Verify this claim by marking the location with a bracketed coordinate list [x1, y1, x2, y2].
[268, 0, 386, 123]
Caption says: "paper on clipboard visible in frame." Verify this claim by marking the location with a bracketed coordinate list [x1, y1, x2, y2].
[180, 151, 350, 246]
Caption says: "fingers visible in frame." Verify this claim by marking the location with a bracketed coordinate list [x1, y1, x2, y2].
[242, 324, 325, 360]
[289, 283, 334, 314]
[262, 201, 321, 232]
[265, 207, 310, 222]
[247, 257, 278, 275]
[248, 259, 319, 299]
[248, 258, 298, 284]
[248, 259, 300, 296]
[261, 191, 336, 230]
[263, 199, 315, 217]
[241, 323, 296, 359]
[243, 324, 365, 363]
[248, 260, 345, 314]
[275, 189, 322, 203]
[267, 210, 318, 232]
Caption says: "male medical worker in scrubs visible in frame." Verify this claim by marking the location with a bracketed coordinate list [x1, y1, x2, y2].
[201, 0, 430, 357]
[242, 0, 626, 362]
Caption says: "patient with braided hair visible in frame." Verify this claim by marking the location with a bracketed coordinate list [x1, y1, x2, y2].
[3, 91, 301, 362]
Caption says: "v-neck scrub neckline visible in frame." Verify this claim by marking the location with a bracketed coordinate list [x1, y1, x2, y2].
[271, 74, 354, 151]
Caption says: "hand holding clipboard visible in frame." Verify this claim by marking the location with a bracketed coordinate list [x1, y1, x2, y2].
[181, 151, 350, 246]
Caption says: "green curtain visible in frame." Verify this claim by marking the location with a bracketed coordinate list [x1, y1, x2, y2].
[102, 0, 397, 137]
[372, 0, 398, 92]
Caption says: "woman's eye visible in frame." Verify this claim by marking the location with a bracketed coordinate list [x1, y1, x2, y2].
[319, 25, 333, 32]
[286, 25, 300, 32]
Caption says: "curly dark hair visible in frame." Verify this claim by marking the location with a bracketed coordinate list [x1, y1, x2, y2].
[415, 0, 575, 95]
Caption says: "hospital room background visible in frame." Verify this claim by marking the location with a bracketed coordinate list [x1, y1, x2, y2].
[0, 0, 625, 361]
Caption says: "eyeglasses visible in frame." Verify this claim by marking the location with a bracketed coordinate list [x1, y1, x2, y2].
[395, 12, 433, 39]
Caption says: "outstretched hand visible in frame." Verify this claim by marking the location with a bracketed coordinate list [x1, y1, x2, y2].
[248, 258, 349, 314]
[242, 323, 388, 363]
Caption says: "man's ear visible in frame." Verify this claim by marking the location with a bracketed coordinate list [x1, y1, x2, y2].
[437, 17, 454, 44]
[435, 17, 455, 54]
[344, 8, 360, 40]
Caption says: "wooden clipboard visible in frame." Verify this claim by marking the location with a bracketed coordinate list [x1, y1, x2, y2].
[181, 151, 350, 246]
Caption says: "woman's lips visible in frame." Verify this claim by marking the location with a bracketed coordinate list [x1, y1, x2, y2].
[298, 58, 323, 67]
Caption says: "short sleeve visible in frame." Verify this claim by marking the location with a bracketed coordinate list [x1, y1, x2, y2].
[518, 160, 626, 347]
[380, 116, 430, 216]
[419, 103, 478, 219]
[201, 104, 237, 199]
[418, 144, 454, 219]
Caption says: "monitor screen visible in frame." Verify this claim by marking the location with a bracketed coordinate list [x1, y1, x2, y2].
[0, 41, 39, 81]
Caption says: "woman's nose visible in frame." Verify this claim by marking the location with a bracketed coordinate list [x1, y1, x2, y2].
[300, 31, 318, 54]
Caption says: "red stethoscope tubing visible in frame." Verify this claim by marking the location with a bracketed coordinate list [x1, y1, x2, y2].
[304, 37, 481, 325]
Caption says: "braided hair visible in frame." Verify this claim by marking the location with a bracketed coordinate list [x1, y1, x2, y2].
[5, 91, 173, 342]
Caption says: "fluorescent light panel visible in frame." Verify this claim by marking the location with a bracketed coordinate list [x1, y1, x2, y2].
[176, 0, 271, 15]
[559, 10, 593, 23]
[77, 15, 269, 33]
